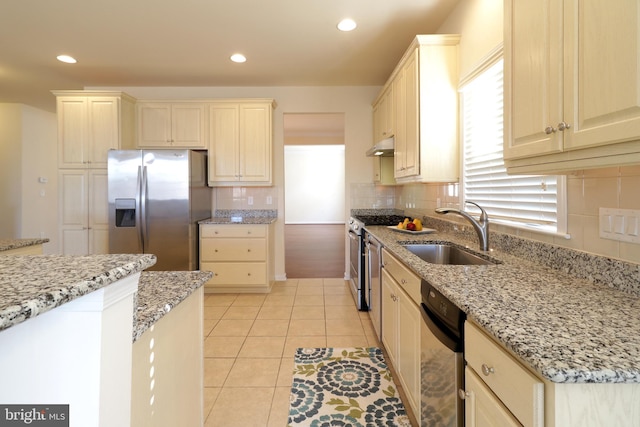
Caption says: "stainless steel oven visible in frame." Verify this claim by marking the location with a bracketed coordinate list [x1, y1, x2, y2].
[347, 217, 366, 310]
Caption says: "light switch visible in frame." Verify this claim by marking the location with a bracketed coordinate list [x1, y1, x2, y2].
[627, 215, 639, 237]
[614, 215, 626, 234]
[601, 215, 613, 233]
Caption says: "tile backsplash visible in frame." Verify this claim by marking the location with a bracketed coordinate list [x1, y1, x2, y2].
[351, 165, 640, 264]
[213, 186, 279, 210]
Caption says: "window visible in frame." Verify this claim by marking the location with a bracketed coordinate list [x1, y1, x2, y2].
[460, 53, 567, 235]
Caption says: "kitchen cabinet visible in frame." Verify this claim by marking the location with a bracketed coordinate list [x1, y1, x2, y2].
[373, 35, 459, 183]
[504, 0, 640, 173]
[381, 249, 421, 417]
[58, 169, 109, 255]
[464, 321, 544, 427]
[208, 100, 275, 186]
[372, 85, 394, 143]
[136, 102, 207, 148]
[131, 287, 203, 427]
[373, 156, 396, 185]
[53, 91, 136, 168]
[199, 223, 275, 293]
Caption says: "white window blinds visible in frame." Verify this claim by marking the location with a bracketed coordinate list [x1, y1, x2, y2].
[461, 59, 562, 233]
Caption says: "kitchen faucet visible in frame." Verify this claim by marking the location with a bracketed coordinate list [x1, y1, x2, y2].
[435, 201, 490, 251]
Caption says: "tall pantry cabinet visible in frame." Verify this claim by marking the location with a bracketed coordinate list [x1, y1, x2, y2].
[53, 91, 136, 255]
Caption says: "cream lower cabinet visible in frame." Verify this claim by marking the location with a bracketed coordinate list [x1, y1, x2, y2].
[136, 101, 207, 148]
[59, 169, 109, 255]
[131, 287, 203, 427]
[504, 0, 640, 173]
[381, 249, 421, 418]
[464, 320, 640, 427]
[464, 321, 544, 427]
[208, 100, 274, 186]
[199, 223, 274, 293]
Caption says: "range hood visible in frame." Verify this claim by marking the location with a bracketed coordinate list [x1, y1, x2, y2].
[366, 137, 394, 157]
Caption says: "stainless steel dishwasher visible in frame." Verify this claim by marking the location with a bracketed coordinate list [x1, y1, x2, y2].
[420, 279, 465, 427]
[365, 231, 382, 340]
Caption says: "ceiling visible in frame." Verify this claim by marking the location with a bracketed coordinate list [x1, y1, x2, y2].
[1, 0, 460, 112]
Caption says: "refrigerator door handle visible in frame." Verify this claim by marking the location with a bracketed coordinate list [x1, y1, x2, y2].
[135, 166, 144, 251]
[140, 165, 149, 252]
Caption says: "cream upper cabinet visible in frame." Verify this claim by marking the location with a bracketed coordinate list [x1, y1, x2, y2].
[59, 169, 109, 255]
[136, 102, 207, 148]
[373, 85, 394, 142]
[375, 35, 459, 183]
[54, 91, 136, 168]
[208, 100, 274, 186]
[504, 0, 640, 173]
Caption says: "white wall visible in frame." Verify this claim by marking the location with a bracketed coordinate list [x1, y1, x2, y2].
[90, 85, 380, 279]
[0, 104, 58, 252]
[0, 104, 22, 238]
[284, 145, 345, 224]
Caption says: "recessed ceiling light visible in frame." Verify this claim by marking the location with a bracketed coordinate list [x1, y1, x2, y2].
[56, 55, 77, 64]
[230, 53, 247, 63]
[337, 18, 357, 32]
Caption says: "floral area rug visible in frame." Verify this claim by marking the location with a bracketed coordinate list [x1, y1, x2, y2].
[287, 347, 412, 427]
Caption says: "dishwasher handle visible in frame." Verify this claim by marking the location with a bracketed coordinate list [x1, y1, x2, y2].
[421, 303, 464, 353]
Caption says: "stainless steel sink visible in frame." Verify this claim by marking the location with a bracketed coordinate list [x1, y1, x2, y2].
[402, 243, 497, 265]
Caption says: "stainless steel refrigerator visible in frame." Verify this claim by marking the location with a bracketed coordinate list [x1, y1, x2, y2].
[108, 149, 211, 271]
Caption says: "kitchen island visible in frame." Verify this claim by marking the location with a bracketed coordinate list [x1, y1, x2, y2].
[365, 219, 640, 426]
[0, 253, 156, 426]
[0, 237, 49, 255]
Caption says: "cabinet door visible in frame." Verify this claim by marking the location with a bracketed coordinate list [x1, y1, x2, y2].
[503, 0, 563, 160]
[88, 97, 119, 167]
[381, 269, 398, 367]
[239, 103, 272, 183]
[171, 103, 207, 148]
[393, 70, 407, 177]
[58, 97, 88, 168]
[209, 104, 240, 183]
[137, 103, 172, 147]
[89, 170, 109, 254]
[398, 287, 421, 417]
[403, 48, 419, 177]
[465, 367, 522, 427]
[564, 0, 640, 151]
[59, 170, 89, 254]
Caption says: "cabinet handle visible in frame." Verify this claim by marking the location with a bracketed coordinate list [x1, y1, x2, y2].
[481, 364, 495, 376]
[247, 273, 251, 276]
[557, 121, 571, 131]
[214, 249, 218, 252]
[401, 278, 407, 284]
[544, 126, 556, 134]
[247, 249, 251, 252]
[458, 389, 471, 400]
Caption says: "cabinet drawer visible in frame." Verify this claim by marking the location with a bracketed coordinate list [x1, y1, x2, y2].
[465, 322, 544, 427]
[465, 367, 522, 426]
[201, 262, 266, 285]
[201, 238, 266, 261]
[201, 224, 266, 238]
[382, 249, 421, 305]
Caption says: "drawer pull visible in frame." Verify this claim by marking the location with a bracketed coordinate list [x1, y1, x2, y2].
[401, 278, 407, 284]
[458, 389, 471, 400]
[481, 364, 495, 376]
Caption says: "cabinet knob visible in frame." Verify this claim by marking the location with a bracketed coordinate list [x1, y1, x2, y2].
[214, 249, 218, 252]
[247, 273, 251, 276]
[247, 249, 251, 252]
[544, 126, 556, 134]
[481, 364, 495, 376]
[558, 121, 571, 131]
[401, 278, 407, 284]
[458, 389, 471, 400]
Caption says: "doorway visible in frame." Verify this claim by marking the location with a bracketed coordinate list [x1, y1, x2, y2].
[283, 113, 345, 278]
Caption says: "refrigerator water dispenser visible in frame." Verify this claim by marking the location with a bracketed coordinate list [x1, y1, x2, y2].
[115, 199, 136, 227]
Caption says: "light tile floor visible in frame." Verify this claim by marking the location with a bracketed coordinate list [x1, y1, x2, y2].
[202, 278, 412, 426]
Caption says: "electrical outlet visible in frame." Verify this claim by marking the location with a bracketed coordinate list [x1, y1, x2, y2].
[599, 207, 640, 243]
[266, 196, 272, 205]
[248, 196, 253, 205]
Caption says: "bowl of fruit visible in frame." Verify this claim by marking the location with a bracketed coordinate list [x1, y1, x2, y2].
[388, 218, 436, 234]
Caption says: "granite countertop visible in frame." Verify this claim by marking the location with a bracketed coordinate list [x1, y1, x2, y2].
[200, 208, 277, 225]
[0, 238, 50, 252]
[133, 270, 212, 342]
[0, 254, 157, 332]
[365, 225, 640, 384]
